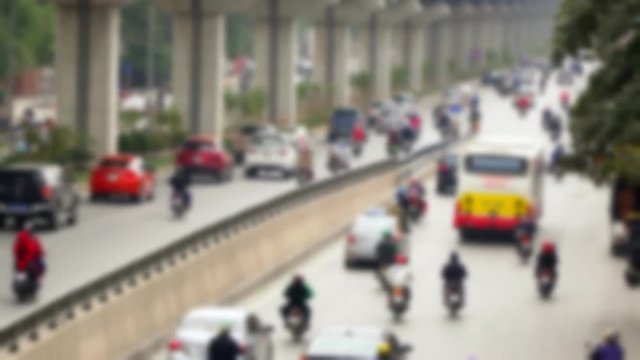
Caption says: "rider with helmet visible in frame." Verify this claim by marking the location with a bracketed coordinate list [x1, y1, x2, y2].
[536, 240, 559, 279]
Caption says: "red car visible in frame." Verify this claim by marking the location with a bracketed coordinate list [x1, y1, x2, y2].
[175, 136, 234, 181]
[90, 154, 155, 202]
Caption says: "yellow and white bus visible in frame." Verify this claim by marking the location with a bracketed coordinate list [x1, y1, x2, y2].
[454, 138, 544, 237]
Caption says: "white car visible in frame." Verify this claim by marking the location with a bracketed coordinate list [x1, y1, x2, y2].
[168, 307, 273, 360]
[245, 132, 299, 178]
[345, 208, 397, 267]
[302, 327, 409, 360]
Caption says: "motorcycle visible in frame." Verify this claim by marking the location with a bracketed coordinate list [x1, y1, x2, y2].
[388, 286, 410, 322]
[297, 168, 313, 186]
[407, 197, 425, 223]
[352, 142, 363, 157]
[284, 307, 308, 342]
[374, 265, 393, 293]
[171, 190, 190, 218]
[537, 270, 555, 299]
[444, 283, 464, 317]
[328, 147, 350, 174]
[516, 233, 533, 264]
[13, 271, 38, 303]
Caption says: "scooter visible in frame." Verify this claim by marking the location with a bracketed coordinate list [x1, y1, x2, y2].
[284, 307, 308, 343]
[352, 142, 363, 157]
[537, 270, 555, 299]
[444, 283, 464, 317]
[388, 286, 410, 322]
[13, 271, 38, 303]
[407, 197, 425, 223]
[516, 234, 533, 264]
[297, 168, 313, 186]
[171, 190, 190, 218]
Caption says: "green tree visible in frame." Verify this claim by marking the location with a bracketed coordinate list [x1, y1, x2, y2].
[552, 0, 640, 183]
[0, 0, 55, 78]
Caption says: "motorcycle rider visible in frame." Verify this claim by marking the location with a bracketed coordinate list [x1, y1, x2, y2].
[560, 90, 571, 111]
[550, 143, 565, 172]
[441, 252, 467, 304]
[329, 139, 351, 170]
[281, 275, 314, 326]
[536, 240, 558, 280]
[542, 107, 554, 131]
[377, 342, 393, 360]
[169, 167, 192, 208]
[386, 254, 412, 299]
[377, 231, 399, 268]
[590, 329, 624, 360]
[407, 178, 427, 217]
[297, 142, 314, 181]
[14, 222, 45, 284]
[516, 211, 537, 241]
[207, 326, 242, 360]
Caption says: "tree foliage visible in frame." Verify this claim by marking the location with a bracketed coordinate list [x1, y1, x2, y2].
[0, 0, 55, 78]
[553, 0, 640, 184]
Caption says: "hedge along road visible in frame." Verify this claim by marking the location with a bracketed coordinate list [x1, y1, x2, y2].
[0, 89, 472, 329]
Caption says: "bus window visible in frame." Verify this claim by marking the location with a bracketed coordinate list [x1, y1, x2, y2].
[465, 155, 528, 176]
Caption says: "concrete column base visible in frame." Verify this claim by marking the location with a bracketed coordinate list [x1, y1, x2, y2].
[55, 4, 120, 156]
[255, 17, 298, 125]
[172, 13, 226, 136]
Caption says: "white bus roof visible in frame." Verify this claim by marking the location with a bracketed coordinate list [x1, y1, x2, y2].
[465, 137, 542, 158]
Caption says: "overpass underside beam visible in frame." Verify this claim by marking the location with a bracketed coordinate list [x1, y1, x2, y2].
[56, 4, 119, 156]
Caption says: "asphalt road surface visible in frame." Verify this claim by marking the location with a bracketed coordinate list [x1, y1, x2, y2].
[150, 68, 640, 359]
[0, 88, 463, 328]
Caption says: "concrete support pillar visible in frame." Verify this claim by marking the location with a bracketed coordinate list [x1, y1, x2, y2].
[471, 16, 485, 70]
[313, 19, 351, 107]
[352, 26, 368, 74]
[172, 12, 225, 136]
[55, 4, 120, 156]
[392, 25, 406, 69]
[312, 23, 328, 85]
[367, 16, 393, 100]
[255, 17, 298, 125]
[407, 23, 426, 92]
[333, 24, 351, 107]
[433, 19, 452, 86]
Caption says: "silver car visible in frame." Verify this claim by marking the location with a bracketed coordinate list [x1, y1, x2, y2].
[168, 307, 273, 360]
[345, 208, 399, 267]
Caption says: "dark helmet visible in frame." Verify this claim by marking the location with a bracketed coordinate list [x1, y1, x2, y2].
[449, 251, 459, 263]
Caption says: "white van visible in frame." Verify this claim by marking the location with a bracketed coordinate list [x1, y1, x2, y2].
[344, 208, 397, 267]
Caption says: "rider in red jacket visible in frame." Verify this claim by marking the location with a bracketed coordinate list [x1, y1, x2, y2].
[13, 223, 45, 277]
[351, 123, 366, 144]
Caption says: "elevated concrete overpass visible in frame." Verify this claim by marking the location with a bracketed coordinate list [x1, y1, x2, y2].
[51, 0, 552, 155]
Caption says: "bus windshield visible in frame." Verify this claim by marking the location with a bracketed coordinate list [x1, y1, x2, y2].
[465, 155, 528, 176]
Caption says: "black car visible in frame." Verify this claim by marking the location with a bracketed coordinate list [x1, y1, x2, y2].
[0, 164, 80, 229]
[495, 74, 518, 96]
[327, 107, 364, 142]
[436, 154, 458, 195]
[482, 70, 506, 88]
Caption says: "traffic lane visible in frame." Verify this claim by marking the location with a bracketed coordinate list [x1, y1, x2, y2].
[150, 78, 624, 360]
[151, 157, 639, 360]
[0, 98, 447, 326]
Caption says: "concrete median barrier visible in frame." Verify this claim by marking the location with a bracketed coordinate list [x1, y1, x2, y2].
[2, 153, 423, 360]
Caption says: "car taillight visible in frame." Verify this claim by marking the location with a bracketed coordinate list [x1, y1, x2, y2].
[168, 339, 183, 352]
[42, 185, 53, 200]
